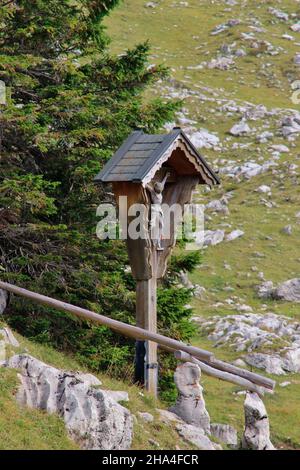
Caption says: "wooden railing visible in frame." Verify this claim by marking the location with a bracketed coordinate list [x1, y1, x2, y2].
[0, 281, 275, 395]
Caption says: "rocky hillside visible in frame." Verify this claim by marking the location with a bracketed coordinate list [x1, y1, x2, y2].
[104, 0, 300, 449]
[0, 323, 276, 450]
[0, 323, 203, 450]
[1, 0, 299, 451]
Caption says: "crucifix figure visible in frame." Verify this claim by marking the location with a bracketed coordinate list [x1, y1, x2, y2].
[146, 172, 170, 250]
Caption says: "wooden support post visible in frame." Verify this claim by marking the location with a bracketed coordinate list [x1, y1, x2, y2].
[135, 251, 158, 396]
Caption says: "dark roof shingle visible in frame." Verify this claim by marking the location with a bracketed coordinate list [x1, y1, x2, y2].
[94, 128, 220, 184]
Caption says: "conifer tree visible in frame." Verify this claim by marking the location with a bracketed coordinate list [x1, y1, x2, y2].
[0, 1, 195, 398]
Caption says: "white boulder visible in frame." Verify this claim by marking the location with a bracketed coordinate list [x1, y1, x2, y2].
[226, 229, 244, 242]
[220, 160, 275, 180]
[294, 54, 300, 66]
[187, 128, 220, 149]
[211, 423, 238, 448]
[204, 230, 225, 246]
[206, 199, 229, 215]
[230, 121, 251, 136]
[291, 23, 300, 32]
[275, 278, 300, 302]
[176, 423, 216, 450]
[202, 312, 300, 375]
[6, 354, 133, 450]
[0, 327, 19, 365]
[257, 185, 271, 194]
[281, 114, 300, 137]
[268, 7, 289, 22]
[0, 327, 19, 348]
[242, 392, 275, 450]
[207, 57, 235, 70]
[257, 281, 275, 299]
[245, 353, 286, 375]
[169, 362, 210, 433]
[259, 278, 300, 302]
[256, 131, 273, 143]
[269, 144, 289, 153]
[137, 412, 154, 423]
[282, 225, 292, 235]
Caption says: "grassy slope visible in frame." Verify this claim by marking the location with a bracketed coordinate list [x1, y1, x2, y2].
[0, 367, 78, 450]
[1, 0, 300, 451]
[0, 323, 195, 450]
[104, 0, 300, 449]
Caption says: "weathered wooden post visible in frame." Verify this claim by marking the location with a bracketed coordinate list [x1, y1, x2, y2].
[94, 127, 219, 396]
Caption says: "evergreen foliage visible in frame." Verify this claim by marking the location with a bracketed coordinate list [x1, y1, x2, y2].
[0, 0, 197, 399]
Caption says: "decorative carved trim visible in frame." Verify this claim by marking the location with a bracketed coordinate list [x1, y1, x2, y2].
[142, 137, 215, 186]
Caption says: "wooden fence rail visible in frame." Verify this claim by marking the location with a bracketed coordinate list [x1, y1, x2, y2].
[0, 281, 275, 394]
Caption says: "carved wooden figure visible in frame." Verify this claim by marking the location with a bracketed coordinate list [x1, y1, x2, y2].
[95, 127, 219, 395]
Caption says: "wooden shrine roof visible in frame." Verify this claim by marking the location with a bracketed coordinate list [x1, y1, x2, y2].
[94, 127, 220, 185]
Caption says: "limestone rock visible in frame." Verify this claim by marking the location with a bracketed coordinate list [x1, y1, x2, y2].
[107, 390, 129, 402]
[235, 48, 246, 57]
[203, 312, 300, 374]
[279, 381, 291, 388]
[193, 285, 206, 300]
[73, 372, 102, 387]
[157, 408, 216, 450]
[274, 278, 300, 302]
[206, 199, 229, 215]
[258, 278, 300, 302]
[257, 185, 271, 194]
[242, 392, 275, 450]
[204, 229, 225, 247]
[232, 358, 247, 368]
[281, 114, 300, 137]
[176, 423, 216, 450]
[256, 131, 273, 143]
[179, 271, 193, 289]
[207, 57, 234, 71]
[220, 160, 275, 180]
[268, 7, 289, 21]
[284, 348, 300, 373]
[187, 128, 220, 149]
[226, 229, 244, 242]
[0, 327, 19, 348]
[245, 347, 300, 376]
[245, 104, 269, 121]
[294, 54, 300, 66]
[157, 408, 182, 424]
[257, 281, 275, 299]
[169, 362, 210, 433]
[0, 327, 20, 365]
[245, 353, 286, 375]
[291, 23, 300, 32]
[282, 225, 292, 235]
[148, 438, 160, 447]
[237, 304, 252, 313]
[230, 121, 251, 136]
[6, 354, 133, 450]
[211, 423, 238, 448]
[269, 144, 289, 153]
[137, 412, 154, 423]
[0, 340, 6, 365]
[211, 19, 240, 36]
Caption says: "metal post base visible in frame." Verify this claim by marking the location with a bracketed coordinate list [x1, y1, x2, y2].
[134, 340, 146, 385]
